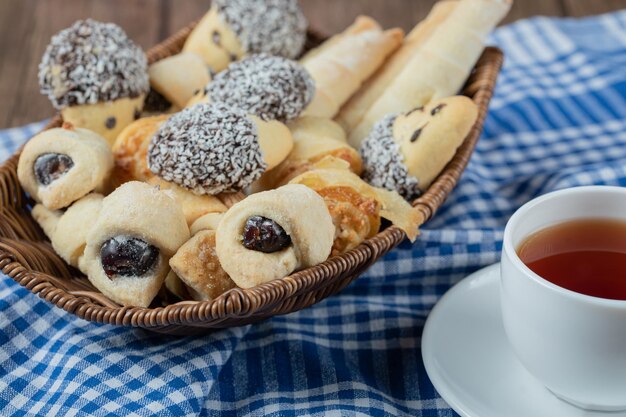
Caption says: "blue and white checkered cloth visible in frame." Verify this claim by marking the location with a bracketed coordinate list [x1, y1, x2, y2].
[2, 11, 626, 416]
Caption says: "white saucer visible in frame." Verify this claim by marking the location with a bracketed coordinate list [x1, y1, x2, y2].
[422, 263, 626, 417]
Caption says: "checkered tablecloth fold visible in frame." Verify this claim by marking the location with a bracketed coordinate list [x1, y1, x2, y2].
[1, 10, 625, 417]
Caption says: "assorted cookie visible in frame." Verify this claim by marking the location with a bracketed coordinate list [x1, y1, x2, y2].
[18, 124, 113, 210]
[189, 54, 315, 123]
[361, 96, 478, 199]
[183, 0, 307, 72]
[21, 0, 508, 307]
[80, 182, 190, 307]
[39, 19, 149, 144]
[215, 184, 335, 288]
[147, 102, 292, 195]
[289, 160, 421, 254]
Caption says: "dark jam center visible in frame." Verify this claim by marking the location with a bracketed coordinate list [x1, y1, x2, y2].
[100, 236, 159, 278]
[34, 153, 74, 186]
[242, 216, 292, 253]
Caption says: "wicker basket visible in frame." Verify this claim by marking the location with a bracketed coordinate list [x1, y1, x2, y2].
[0, 22, 503, 335]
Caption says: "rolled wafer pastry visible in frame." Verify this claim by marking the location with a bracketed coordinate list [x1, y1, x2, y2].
[252, 117, 361, 191]
[216, 184, 334, 288]
[336, 1, 458, 139]
[301, 16, 404, 118]
[349, 0, 511, 146]
[18, 125, 113, 210]
[289, 161, 421, 253]
[81, 182, 190, 307]
[361, 96, 478, 199]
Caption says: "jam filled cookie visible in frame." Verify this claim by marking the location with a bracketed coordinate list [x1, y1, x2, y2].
[253, 117, 361, 191]
[32, 193, 104, 268]
[289, 160, 421, 254]
[18, 125, 114, 210]
[183, 0, 307, 72]
[148, 52, 211, 110]
[147, 102, 293, 195]
[216, 184, 334, 288]
[188, 54, 315, 123]
[360, 96, 478, 200]
[39, 20, 149, 144]
[81, 182, 190, 307]
[300, 16, 403, 118]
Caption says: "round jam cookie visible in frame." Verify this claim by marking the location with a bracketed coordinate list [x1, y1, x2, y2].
[204, 54, 315, 123]
[80, 181, 190, 307]
[38, 19, 149, 143]
[147, 102, 268, 195]
[215, 184, 334, 288]
[17, 125, 114, 210]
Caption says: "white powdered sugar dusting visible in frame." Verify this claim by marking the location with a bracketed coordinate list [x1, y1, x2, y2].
[215, 0, 307, 59]
[147, 102, 267, 195]
[38, 19, 149, 109]
[207, 54, 315, 122]
[360, 114, 421, 201]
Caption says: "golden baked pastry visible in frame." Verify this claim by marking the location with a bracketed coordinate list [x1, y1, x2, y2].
[253, 117, 361, 191]
[111, 115, 168, 186]
[169, 230, 236, 301]
[147, 177, 227, 226]
[290, 161, 421, 251]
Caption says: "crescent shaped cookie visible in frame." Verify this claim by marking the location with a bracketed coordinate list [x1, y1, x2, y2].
[215, 184, 334, 288]
[18, 125, 113, 210]
[81, 182, 190, 307]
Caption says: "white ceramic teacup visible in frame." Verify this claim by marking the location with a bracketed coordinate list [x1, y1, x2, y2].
[501, 186, 626, 411]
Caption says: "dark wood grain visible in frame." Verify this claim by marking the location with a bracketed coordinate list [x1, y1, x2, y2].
[0, 0, 623, 128]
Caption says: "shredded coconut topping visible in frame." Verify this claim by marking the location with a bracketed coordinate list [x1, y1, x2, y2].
[360, 115, 421, 201]
[207, 54, 315, 122]
[214, 0, 307, 59]
[38, 19, 149, 109]
[148, 102, 267, 195]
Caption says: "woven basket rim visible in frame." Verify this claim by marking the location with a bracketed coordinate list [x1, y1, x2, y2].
[0, 20, 504, 332]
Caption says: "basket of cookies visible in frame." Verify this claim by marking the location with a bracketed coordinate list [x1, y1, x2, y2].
[0, 0, 509, 334]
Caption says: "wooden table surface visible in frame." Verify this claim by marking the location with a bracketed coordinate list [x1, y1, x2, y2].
[0, 0, 623, 129]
